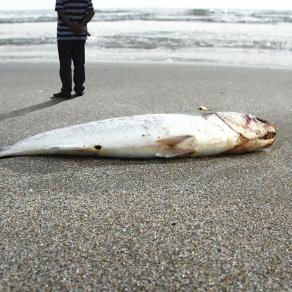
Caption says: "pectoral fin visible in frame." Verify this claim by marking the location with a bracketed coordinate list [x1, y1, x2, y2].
[155, 135, 196, 158]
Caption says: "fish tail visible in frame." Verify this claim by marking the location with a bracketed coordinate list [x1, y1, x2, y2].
[0, 146, 11, 158]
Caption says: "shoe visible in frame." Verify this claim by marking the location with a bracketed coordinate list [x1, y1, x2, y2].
[74, 86, 85, 97]
[75, 91, 84, 97]
[53, 91, 72, 99]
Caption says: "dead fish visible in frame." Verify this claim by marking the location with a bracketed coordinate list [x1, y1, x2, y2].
[0, 112, 276, 159]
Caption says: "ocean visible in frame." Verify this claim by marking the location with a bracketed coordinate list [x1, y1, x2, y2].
[1, 8, 292, 68]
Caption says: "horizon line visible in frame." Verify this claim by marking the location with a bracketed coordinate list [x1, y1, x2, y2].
[1, 7, 292, 11]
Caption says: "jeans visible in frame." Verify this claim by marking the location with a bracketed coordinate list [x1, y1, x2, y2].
[58, 40, 86, 93]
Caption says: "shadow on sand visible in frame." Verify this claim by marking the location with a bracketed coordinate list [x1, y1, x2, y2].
[0, 96, 78, 122]
[0, 151, 261, 176]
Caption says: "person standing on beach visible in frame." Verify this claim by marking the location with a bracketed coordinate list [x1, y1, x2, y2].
[54, 0, 95, 98]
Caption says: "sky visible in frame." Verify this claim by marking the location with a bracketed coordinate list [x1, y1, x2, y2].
[2, 0, 292, 11]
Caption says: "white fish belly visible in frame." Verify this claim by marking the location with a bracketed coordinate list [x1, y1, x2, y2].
[2, 114, 239, 158]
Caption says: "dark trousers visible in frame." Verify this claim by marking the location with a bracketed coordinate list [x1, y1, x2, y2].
[58, 40, 86, 93]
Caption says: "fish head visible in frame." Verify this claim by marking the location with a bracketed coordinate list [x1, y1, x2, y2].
[217, 112, 276, 153]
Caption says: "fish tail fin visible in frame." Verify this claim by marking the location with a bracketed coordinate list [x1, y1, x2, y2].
[0, 146, 11, 158]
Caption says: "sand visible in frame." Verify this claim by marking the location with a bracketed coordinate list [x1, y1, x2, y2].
[0, 62, 291, 290]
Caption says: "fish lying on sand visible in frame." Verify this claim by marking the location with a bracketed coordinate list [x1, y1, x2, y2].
[0, 112, 276, 159]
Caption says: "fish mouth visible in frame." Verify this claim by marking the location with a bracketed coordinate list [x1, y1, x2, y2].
[261, 131, 276, 140]
[256, 116, 276, 141]
[236, 118, 276, 153]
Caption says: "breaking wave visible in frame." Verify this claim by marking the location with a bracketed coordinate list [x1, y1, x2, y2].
[1, 9, 292, 24]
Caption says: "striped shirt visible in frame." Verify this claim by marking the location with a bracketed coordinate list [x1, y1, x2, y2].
[55, 0, 94, 40]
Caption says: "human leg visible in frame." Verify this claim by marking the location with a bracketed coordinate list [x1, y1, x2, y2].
[72, 40, 86, 95]
[57, 40, 73, 94]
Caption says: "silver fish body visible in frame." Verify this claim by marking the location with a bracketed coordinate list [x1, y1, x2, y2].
[0, 112, 276, 159]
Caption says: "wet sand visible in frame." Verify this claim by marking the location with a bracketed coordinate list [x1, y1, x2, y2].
[0, 62, 291, 290]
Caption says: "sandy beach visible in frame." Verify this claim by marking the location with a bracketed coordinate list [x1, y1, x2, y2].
[0, 62, 291, 290]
